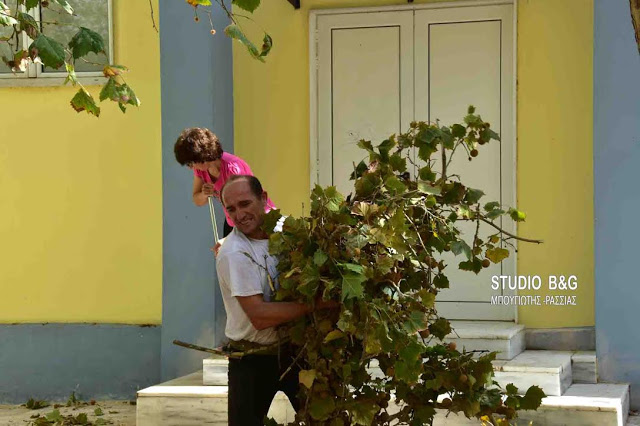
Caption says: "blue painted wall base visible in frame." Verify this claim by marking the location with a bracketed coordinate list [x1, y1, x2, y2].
[0, 324, 160, 404]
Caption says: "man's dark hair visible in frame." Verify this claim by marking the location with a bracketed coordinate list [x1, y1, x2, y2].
[221, 174, 264, 205]
[174, 127, 224, 166]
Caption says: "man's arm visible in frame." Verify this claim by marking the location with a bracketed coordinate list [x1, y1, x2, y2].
[236, 295, 311, 330]
[236, 295, 338, 330]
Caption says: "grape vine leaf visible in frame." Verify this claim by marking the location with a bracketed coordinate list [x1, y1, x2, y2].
[29, 34, 65, 68]
[69, 27, 106, 60]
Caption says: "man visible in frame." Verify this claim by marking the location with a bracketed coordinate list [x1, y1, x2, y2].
[216, 174, 335, 425]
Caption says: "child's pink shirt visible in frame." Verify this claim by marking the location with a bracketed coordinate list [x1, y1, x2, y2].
[193, 152, 276, 226]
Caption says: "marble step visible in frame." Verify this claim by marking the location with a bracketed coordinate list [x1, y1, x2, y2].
[204, 349, 595, 391]
[432, 384, 629, 426]
[136, 371, 295, 425]
[493, 350, 572, 396]
[203, 356, 228, 386]
[139, 371, 627, 426]
[442, 320, 525, 360]
[572, 351, 597, 384]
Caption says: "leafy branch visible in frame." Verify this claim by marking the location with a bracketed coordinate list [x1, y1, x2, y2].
[0, 0, 271, 117]
[263, 107, 545, 425]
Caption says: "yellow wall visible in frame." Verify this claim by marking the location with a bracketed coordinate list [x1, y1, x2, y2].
[0, 1, 162, 324]
[232, 0, 594, 328]
[516, 0, 594, 327]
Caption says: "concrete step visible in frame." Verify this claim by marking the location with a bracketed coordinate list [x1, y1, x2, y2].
[432, 384, 630, 426]
[136, 371, 295, 425]
[443, 321, 525, 360]
[493, 350, 572, 396]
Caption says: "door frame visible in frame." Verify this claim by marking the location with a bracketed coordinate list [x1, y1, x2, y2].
[308, 0, 519, 322]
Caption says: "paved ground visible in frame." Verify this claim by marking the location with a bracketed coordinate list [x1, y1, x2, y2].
[628, 411, 640, 426]
[0, 401, 136, 425]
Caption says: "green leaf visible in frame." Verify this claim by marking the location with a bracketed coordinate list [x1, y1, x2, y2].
[63, 62, 78, 86]
[309, 395, 335, 421]
[433, 274, 449, 289]
[225, 24, 264, 62]
[350, 160, 368, 180]
[350, 400, 379, 425]
[417, 181, 441, 195]
[99, 78, 140, 112]
[99, 77, 118, 101]
[70, 88, 100, 117]
[418, 143, 437, 162]
[357, 139, 374, 153]
[18, 12, 38, 38]
[403, 311, 428, 334]
[50, 0, 73, 14]
[459, 258, 482, 273]
[259, 33, 272, 58]
[376, 255, 394, 275]
[341, 272, 365, 301]
[417, 289, 436, 308]
[232, 0, 260, 13]
[508, 207, 526, 222]
[339, 263, 364, 274]
[389, 153, 407, 172]
[313, 249, 328, 267]
[440, 126, 454, 149]
[45, 409, 63, 422]
[24, 0, 40, 10]
[94, 407, 103, 416]
[384, 176, 406, 195]
[484, 201, 500, 211]
[30, 34, 65, 69]
[486, 208, 505, 220]
[465, 188, 484, 204]
[519, 385, 546, 410]
[429, 318, 451, 340]
[299, 369, 316, 389]
[69, 27, 106, 60]
[73, 413, 88, 423]
[451, 240, 472, 260]
[451, 123, 466, 138]
[324, 186, 344, 211]
[419, 166, 436, 182]
[323, 329, 345, 343]
[506, 383, 518, 395]
[0, 1, 18, 26]
[25, 398, 49, 409]
[486, 247, 509, 263]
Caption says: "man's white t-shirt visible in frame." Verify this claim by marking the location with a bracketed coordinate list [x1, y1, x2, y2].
[216, 227, 281, 345]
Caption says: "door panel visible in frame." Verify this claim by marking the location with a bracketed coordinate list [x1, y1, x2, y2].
[314, 4, 514, 320]
[415, 6, 514, 320]
[317, 11, 414, 194]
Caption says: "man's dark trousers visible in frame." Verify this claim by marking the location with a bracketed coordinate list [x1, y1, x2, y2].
[228, 351, 299, 425]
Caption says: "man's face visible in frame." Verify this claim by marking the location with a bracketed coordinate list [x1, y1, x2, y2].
[222, 180, 267, 239]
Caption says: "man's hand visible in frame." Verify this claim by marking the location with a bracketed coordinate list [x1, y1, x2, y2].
[201, 183, 216, 197]
[210, 237, 225, 256]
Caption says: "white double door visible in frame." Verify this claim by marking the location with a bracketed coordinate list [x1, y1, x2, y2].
[313, 2, 516, 320]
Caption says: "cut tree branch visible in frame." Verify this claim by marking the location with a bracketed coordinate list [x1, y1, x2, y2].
[461, 217, 543, 244]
